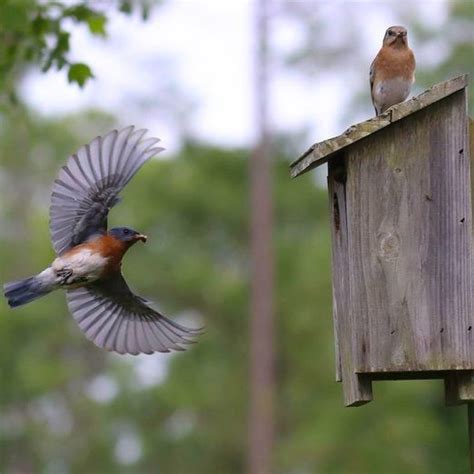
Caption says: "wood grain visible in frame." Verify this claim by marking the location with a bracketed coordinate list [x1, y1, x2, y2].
[328, 157, 372, 406]
[345, 89, 473, 373]
[307, 77, 472, 406]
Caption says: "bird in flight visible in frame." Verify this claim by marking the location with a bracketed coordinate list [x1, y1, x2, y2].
[370, 26, 416, 116]
[4, 126, 201, 355]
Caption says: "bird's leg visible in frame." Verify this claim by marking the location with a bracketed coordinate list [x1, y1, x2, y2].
[56, 268, 73, 285]
[56, 268, 90, 288]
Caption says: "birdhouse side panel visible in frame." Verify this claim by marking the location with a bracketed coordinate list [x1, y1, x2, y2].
[328, 156, 373, 406]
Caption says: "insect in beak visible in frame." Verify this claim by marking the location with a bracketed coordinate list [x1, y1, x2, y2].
[135, 234, 147, 243]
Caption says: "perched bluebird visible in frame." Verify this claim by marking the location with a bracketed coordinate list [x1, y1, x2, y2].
[4, 126, 201, 355]
[370, 26, 416, 116]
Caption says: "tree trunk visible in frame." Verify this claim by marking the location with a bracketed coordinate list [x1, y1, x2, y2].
[248, 0, 275, 473]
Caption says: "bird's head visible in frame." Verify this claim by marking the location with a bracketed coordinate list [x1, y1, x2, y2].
[108, 227, 147, 245]
[383, 26, 408, 48]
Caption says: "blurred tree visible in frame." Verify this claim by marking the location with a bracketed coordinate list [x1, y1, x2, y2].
[0, 109, 116, 472]
[0, 111, 469, 474]
[410, 0, 474, 111]
[0, 0, 158, 104]
[281, 0, 473, 120]
[248, 1, 275, 473]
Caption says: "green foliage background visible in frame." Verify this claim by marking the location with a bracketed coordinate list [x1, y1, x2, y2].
[0, 112, 469, 474]
[0, 1, 472, 473]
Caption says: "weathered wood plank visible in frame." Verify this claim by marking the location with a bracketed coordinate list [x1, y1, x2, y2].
[290, 75, 468, 178]
[328, 157, 372, 406]
[470, 119, 474, 215]
[327, 167, 343, 384]
[444, 116, 474, 404]
[345, 90, 473, 373]
[470, 119, 474, 306]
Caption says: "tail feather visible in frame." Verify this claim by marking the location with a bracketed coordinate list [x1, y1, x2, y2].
[4, 275, 53, 307]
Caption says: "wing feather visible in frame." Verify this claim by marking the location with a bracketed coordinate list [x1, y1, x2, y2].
[115, 315, 130, 355]
[49, 126, 164, 255]
[369, 56, 378, 114]
[133, 317, 150, 355]
[103, 307, 126, 352]
[93, 304, 121, 350]
[82, 300, 117, 336]
[147, 319, 174, 352]
[66, 273, 202, 355]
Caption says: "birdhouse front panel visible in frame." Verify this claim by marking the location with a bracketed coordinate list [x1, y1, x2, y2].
[343, 90, 473, 374]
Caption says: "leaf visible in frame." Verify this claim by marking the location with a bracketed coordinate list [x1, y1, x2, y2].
[31, 14, 48, 36]
[56, 56, 67, 71]
[55, 31, 70, 56]
[67, 63, 94, 87]
[41, 55, 53, 73]
[87, 14, 107, 36]
[64, 5, 93, 22]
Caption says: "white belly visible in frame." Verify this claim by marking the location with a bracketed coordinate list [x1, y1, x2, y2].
[52, 249, 108, 284]
[374, 77, 412, 114]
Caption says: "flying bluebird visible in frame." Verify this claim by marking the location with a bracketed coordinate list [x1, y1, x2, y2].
[370, 26, 416, 116]
[4, 126, 201, 355]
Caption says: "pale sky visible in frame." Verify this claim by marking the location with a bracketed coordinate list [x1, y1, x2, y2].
[21, 1, 449, 154]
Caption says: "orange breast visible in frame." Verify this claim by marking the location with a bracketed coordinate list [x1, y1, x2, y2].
[64, 235, 128, 275]
[90, 235, 128, 273]
[374, 46, 415, 83]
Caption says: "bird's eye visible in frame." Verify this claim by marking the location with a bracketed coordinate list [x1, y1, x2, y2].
[387, 30, 394, 36]
[123, 229, 130, 235]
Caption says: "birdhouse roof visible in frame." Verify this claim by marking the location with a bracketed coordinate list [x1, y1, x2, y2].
[290, 74, 469, 178]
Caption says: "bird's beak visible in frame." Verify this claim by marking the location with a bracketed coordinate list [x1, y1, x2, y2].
[135, 234, 147, 243]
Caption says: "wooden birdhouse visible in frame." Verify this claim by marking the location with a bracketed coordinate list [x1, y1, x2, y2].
[290, 75, 473, 411]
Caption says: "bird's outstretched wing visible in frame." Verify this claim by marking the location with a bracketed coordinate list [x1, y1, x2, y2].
[50, 126, 164, 255]
[369, 58, 377, 113]
[66, 273, 202, 355]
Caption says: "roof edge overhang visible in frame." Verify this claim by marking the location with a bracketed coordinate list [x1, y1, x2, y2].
[290, 74, 469, 178]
